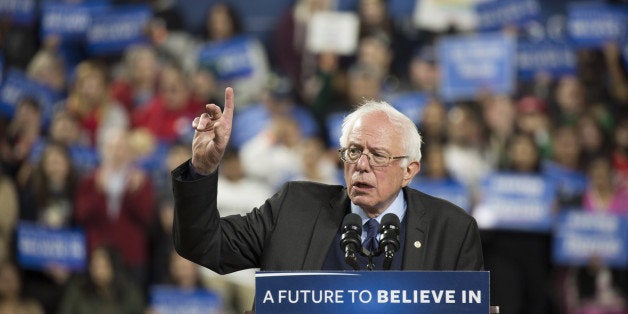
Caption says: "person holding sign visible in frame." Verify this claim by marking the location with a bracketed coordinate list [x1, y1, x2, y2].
[172, 88, 483, 276]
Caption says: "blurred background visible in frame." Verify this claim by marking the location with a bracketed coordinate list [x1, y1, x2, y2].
[0, 0, 627, 313]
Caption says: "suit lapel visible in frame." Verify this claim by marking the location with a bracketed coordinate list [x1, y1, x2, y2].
[402, 187, 429, 270]
[302, 188, 349, 270]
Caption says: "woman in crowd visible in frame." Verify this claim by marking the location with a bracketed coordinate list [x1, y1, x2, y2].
[58, 246, 144, 314]
[18, 141, 78, 313]
[64, 60, 129, 147]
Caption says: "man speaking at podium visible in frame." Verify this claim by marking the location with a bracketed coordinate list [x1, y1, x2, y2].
[171, 87, 483, 273]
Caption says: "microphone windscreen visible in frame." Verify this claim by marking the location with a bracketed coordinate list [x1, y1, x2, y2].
[341, 213, 363, 234]
[379, 213, 400, 232]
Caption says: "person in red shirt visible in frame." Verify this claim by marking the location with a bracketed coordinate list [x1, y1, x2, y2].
[132, 63, 204, 144]
[74, 127, 155, 286]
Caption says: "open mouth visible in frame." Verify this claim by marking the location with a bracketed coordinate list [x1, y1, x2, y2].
[352, 182, 374, 191]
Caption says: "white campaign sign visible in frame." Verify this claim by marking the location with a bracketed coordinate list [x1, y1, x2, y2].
[306, 11, 359, 55]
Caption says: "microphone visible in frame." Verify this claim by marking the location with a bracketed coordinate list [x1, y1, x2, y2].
[379, 213, 401, 270]
[339, 213, 362, 270]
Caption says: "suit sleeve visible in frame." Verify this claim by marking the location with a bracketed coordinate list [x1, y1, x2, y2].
[171, 160, 283, 274]
[455, 217, 484, 271]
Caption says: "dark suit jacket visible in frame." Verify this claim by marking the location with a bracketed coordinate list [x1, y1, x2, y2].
[172, 162, 484, 273]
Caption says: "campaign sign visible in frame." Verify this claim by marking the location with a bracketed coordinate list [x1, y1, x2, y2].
[231, 104, 319, 149]
[542, 161, 588, 207]
[410, 178, 471, 212]
[389, 92, 429, 125]
[16, 221, 86, 271]
[306, 11, 359, 55]
[567, 2, 628, 48]
[517, 40, 577, 80]
[256, 271, 489, 314]
[476, 0, 541, 32]
[150, 285, 223, 314]
[198, 36, 256, 81]
[438, 33, 516, 102]
[553, 211, 628, 267]
[0, 69, 62, 121]
[414, 0, 478, 32]
[325, 111, 349, 148]
[87, 5, 151, 56]
[623, 40, 628, 69]
[41, 1, 109, 43]
[0, 0, 37, 26]
[473, 172, 557, 232]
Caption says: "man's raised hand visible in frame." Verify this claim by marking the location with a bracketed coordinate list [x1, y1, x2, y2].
[191, 87, 234, 175]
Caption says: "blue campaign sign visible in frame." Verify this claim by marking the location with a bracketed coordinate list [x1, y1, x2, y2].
[438, 33, 516, 102]
[473, 172, 557, 232]
[410, 178, 471, 212]
[150, 285, 223, 314]
[389, 92, 429, 125]
[87, 5, 151, 56]
[567, 2, 628, 48]
[517, 40, 577, 80]
[325, 111, 349, 148]
[553, 211, 628, 268]
[623, 40, 628, 69]
[41, 1, 109, 43]
[0, 69, 62, 122]
[16, 221, 86, 271]
[231, 103, 319, 149]
[255, 271, 490, 314]
[476, 0, 541, 32]
[198, 36, 256, 81]
[542, 161, 588, 206]
[0, 0, 37, 26]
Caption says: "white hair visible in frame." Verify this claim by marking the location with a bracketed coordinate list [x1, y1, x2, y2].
[339, 100, 422, 166]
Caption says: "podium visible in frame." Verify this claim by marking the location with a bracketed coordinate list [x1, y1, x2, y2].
[251, 271, 498, 313]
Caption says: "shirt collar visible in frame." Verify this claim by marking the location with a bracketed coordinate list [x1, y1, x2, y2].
[351, 189, 407, 226]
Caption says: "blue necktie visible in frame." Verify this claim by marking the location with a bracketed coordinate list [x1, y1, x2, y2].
[363, 219, 379, 252]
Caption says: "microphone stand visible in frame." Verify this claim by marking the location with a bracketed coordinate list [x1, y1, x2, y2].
[360, 247, 381, 271]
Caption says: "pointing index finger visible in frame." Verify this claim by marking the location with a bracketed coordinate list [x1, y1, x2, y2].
[222, 87, 235, 123]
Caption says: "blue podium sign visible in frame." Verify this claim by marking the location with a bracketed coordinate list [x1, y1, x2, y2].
[255, 271, 489, 314]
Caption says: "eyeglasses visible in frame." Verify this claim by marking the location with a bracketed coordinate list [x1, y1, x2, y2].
[338, 146, 407, 167]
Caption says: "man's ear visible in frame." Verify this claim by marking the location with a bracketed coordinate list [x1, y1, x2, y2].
[401, 161, 420, 187]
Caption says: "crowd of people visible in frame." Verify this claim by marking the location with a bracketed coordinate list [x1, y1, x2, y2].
[0, 0, 627, 313]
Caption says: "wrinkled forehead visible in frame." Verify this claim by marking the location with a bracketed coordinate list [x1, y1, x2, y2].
[347, 112, 401, 150]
